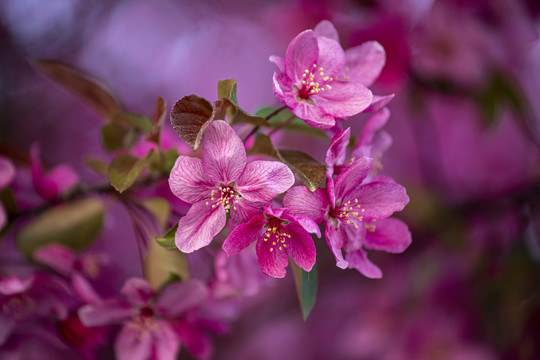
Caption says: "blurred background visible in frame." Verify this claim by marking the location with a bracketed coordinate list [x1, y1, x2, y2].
[1, 0, 540, 359]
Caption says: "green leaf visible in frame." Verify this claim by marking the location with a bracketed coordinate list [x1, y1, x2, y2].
[100, 122, 136, 152]
[145, 226, 189, 290]
[16, 198, 104, 258]
[124, 113, 153, 133]
[170, 95, 213, 149]
[84, 157, 109, 176]
[247, 135, 326, 191]
[108, 153, 149, 193]
[292, 262, 318, 321]
[35, 60, 123, 120]
[217, 79, 238, 105]
[155, 224, 177, 248]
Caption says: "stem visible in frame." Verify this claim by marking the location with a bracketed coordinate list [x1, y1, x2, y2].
[243, 105, 288, 143]
[268, 114, 295, 136]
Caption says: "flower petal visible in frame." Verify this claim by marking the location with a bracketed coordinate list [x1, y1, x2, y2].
[229, 198, 266, 226]
[72, 273, 102, 304]
[357, 108, 390, 146]
[324, 221, 348, 269]
[153, 321, 181, 360]
[326, 127, 351, 169]
[285, 30, 319, 83]
[346, 249, 383, 279]
[222, 215, 265, 256]
[293, 101, 336, 129]
[272, 73, 298, 109]
[334, 156, 373, 202]
[343, 41, 386, 86]
[362, 94, 395, 113]
[0, 276, 34, 295]
[316, 36, 346, 78]
[236, 161, 294, 202]
[115, 323, 153, 360]
[169, 156, 215, 204]
[256, 236, 289, 278]
[284, 223, 316, 273]
[79, 301, 134, 326]
[269, 55, 285, 75]
[0, 156, 15, 189]
[313, 20, 339, 42]
[283, 186, 329, 223]
[175, 201, 227, 253]
[313, 81, 373, 118]
[33, 244, 76, 276]
[347, 180, 409, 219]
[201, 120, 247, 184]
[156, 280, 208, 318]
[364, 218, 412, 253]
[121, 278, 155, 306]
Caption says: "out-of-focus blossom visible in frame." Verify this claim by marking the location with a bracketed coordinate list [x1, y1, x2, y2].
[79, 278, 208, 360]
[0, 156, 16, 229]
[271, 27, 373, 129]
[168, 120, 294, 253]
[30, 143, 79, 201]
[223, 206, 317, 278]
[285, 157, 410, 278]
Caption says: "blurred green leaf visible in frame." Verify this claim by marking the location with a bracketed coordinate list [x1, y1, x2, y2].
[35, 60, 123, 120]
[84, 157, 109, 176]
[100, 122, 137, 152]
[170, 95, 213, 150]
[217, 79, 238, 105]
[292, 262, 318, 321]
[145, 225, 189, 290]
[124, 113, 153, 133]
[247, 135, 326, 191]
[16, 198, 104, 257]
[108, 153, 149, 193]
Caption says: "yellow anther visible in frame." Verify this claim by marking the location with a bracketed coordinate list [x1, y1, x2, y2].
[270, 248, 274, 252]
[304, 69, 309, 73]
[319, 72, 324, 76]
[319, 67, 323, 71]
[283, 244, 287, 248]
[313, 64, 317, 67]
[323, 76, 329, 81]
[326, 85, 332, 90]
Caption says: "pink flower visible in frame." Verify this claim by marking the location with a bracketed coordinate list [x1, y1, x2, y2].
[284, 157, 410, 278]
[222, 206, 317, 278]
[270, 26, 373, 129]
[313, 20, 394, 113]
[168, 120, 294, 253]
[79, 278, 208, 360]
[30, 143, 79, 201]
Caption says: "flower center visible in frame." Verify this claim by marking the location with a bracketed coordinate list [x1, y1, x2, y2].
[263, 220, 291, 252]
[1, 294, 35, 320]
[297, 63, 334, 99]
[206, 184, 240, 213]
[127, 307, 159, 339]
[332, 198, 366, 229]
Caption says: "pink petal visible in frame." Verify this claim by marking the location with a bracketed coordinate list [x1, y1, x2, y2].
[357, 108, 390, 146]
[175, 201, 227, 253]
[175, 320, 213, 360]
[229, 198, 265, 226]
[313, 20, 339, 42]
[327, 174, 336, 208]
[256, 236, 289, 278]
[272, 73, 298, 110]
[0, 205, 6, 230]
[0, 314, 15, 346]
[324, 221, 348, 269]
[222, 215, 265, 256]
[362, 94, 395, 113]
[121, 278, 155, 306]
[155, 280, 208, 318]
[283, 223, 316, 273]
[71, 273, 102, 304]
[344, 41, 386, 86]
[201, 121, 247, 185]
[364, 218, 412, 253]
[346, 249, 383, 279]
[33, 244, 76, 276]
[79, 301, 135, 326]
[169, 156, 215, 204]
[153, 321, 181, 360]
[293, 102, 335, 129]
[347, 181, 409, 219]
[0, 276, 34, 295]
[283, 186, 329, 223]
[326, 127, 351, 168]
[45, 165, 78, 194]
[285, 30, 319, 83]
[291, 215, 321, 238]
[0, 156, 15, 189]
[334, 156, 373, 202]
[115, 323, 153, 360]
[235, 161, 294, 202]
[269, 55, 285, 75]
[313, 82, 373, 118]
[316, 36, 346, 78]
